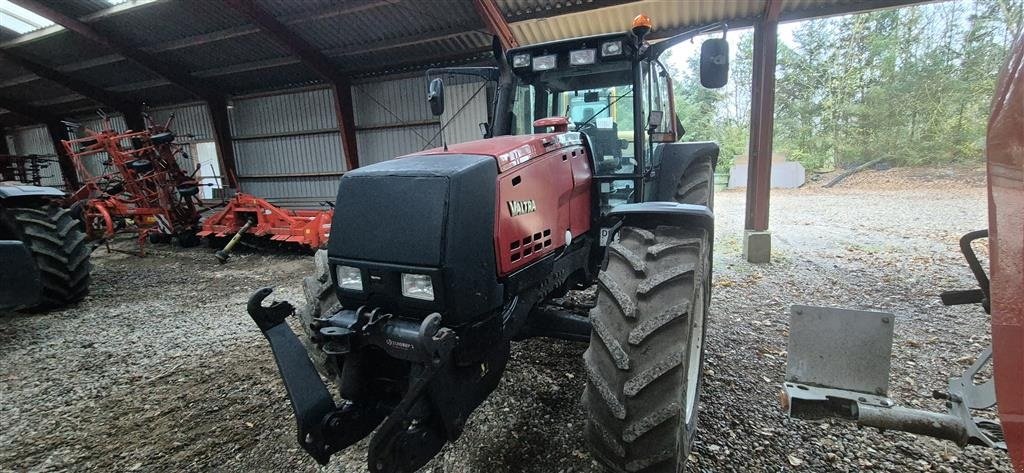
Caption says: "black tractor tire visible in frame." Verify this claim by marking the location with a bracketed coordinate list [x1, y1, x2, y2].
[673, 155, 715, 209]
[582, 225, 710, 473]
[148, 232, 172, 244]
[582, 153, 714, 472]
[299, 249, 341, 382]
[7, 204, 92, 310]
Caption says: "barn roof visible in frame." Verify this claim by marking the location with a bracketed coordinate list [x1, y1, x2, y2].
[0, 0, 933, 127]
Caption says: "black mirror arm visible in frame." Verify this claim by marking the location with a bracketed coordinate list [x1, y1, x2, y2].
[650, 22, 729, 58]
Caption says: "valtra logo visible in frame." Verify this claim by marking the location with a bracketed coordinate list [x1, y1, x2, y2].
[507, 200, 537, 217]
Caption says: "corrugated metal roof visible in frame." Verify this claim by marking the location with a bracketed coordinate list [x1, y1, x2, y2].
[29, 0, 111, 19]
[0, 0, 933, 125]
[92, 1, 248, 47]
[512, 0, 765, 44]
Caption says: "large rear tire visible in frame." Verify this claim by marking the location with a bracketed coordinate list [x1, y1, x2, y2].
[674, 155, 715, 208]
[299, 249, 341, 382]
[7, 204, 92, 310]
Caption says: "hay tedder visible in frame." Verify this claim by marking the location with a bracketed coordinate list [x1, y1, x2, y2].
[61, 115, 202, 254]
[59, 114, 333, 258]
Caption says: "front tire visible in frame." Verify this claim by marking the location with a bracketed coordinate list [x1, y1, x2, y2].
[299, 249, 341, 382]
[582, 225, 709, 473]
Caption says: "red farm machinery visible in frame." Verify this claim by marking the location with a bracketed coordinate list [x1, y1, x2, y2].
[0, 153, 58, 187]
[57, 114, 333, 259]
[198, 192, 333, 263]
[61, 115, 203, 254]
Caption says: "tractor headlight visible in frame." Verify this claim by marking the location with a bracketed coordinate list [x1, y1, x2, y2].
[601, 40, 623, 56]
[512, 53, 531, 68]
[532, 54, 556, 71]
[401, 273, 434, 301]
[336, 265, 363, 291]
[569, 49, 596, 66]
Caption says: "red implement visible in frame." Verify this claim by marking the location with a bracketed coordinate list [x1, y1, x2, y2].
[61, 116, 202, 254]
[987, 32, 1024, 472]
[197, 192, 332, 250]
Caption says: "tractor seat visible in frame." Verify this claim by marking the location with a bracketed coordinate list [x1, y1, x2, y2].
[584, 122, 621, 172]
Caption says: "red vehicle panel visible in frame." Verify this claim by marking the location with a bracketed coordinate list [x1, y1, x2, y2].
[419, 132, 594, 277]
[987, 33, 1023, 472]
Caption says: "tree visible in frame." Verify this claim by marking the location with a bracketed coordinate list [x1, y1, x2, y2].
[665, 0, 1022, 172]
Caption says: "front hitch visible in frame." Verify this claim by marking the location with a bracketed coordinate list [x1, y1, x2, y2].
[247, 288, 500, 472]
[246, 288, 336, 464]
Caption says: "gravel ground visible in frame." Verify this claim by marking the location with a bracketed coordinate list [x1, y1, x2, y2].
[0, 177, 1013, 472]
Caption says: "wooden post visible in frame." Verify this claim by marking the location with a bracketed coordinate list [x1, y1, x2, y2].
[743, 0, 781, 263]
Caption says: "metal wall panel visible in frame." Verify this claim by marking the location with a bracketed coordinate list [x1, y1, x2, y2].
[238, 176, 341, 207]
[149, 102, 215, 141]
[441, 80, 489, 145]
[9, 125, 55, 155]
[7, 125, 63, 187]
[234, 133, 344, 176]
[352, 73, 487, 166]
[353, 76, 435, 128]
[229, 88, 346, 204]
[230, 88, 338, 137]
[355, 124, 440, 167]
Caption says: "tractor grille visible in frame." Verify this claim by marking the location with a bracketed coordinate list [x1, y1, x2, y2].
[510, 228, 551, 263]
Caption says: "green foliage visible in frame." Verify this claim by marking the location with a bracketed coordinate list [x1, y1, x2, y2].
[668, 0, 1022, 171]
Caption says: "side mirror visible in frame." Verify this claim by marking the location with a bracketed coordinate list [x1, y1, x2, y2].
[700, 38, 729, 89]
[427, 78, 445, 116]
[478, 122, 489, 138]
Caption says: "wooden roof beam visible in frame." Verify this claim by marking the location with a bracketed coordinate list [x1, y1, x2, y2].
[472, 0, 518, 51]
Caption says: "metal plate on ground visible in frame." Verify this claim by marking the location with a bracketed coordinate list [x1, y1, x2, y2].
[786, 305, 895, 396]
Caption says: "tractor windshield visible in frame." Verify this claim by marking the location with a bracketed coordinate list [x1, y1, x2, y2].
[511, 83, 636, 175]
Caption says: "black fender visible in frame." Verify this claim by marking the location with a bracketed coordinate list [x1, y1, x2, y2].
[0, 185, 65, 200]
[604, 202, 715, 288]
[652, 141, 719, 202]
[607, 201, 713, 236]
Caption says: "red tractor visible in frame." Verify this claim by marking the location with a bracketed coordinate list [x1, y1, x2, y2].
[246, 16, 1024, 473]
[248, 15, 726, 473]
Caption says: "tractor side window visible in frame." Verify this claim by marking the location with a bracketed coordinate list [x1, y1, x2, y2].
[512, 83, 535, 135]
[645, 61, 672, 136]
[651, 61, 672, 134]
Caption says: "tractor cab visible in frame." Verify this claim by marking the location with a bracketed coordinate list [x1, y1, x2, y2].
[428, 16, 728, 213]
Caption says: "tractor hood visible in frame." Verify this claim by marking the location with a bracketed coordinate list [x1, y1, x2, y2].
[414, 132, 584, 173]
[328, 153, 502, 323]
